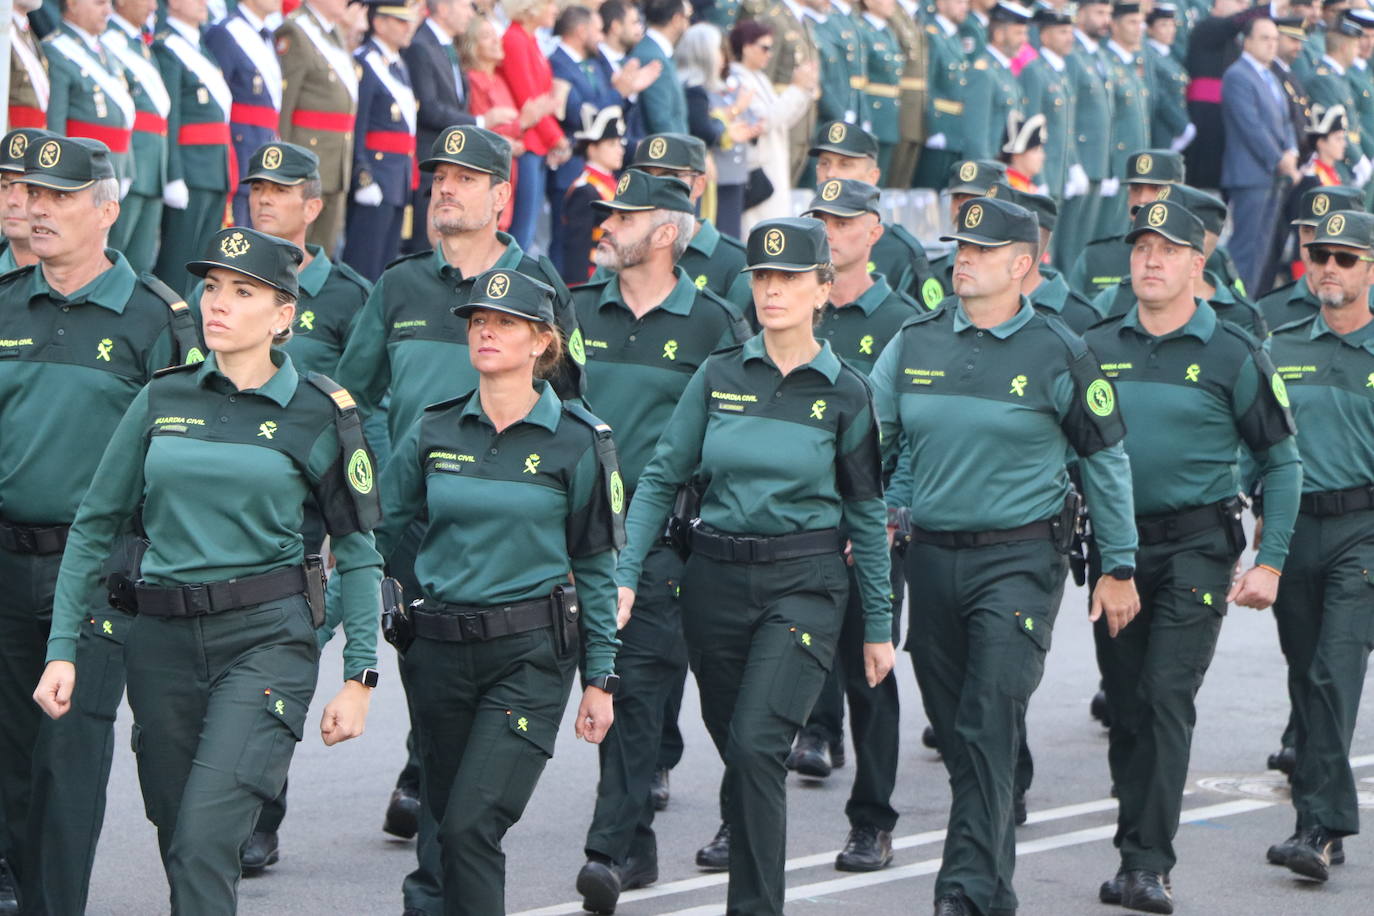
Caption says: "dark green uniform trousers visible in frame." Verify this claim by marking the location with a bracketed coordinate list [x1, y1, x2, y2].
[585, 544, 688, 864]
[682, 551, 847, 916]
[656, 676, 687, 771]
[1093, 525, 1238, 874]
[798, 551, 904, 831]
[124, 593, 319, 916]
[402, 624, 575, 916]
[1055, 183, 1103, 273]
[905, 537, 1066, 916]
[110, 192, 164, 276]
[0, 537, 137, 916]
[1274, 508, 1374, 837]
[155, 189, 226, 294]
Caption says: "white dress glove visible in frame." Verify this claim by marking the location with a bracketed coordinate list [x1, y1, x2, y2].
[926, 133, 947, 150]
[354, 183, 384, 207]
[162, 179, 189, 210]
[119, 177, 132, 199]
[1064, 163, 1089, 199]
[1100, 177, 1121, 197]
[1170, 123, 1197, 152]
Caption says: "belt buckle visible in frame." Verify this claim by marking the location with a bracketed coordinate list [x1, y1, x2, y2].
[12, 527, 36, 553]
[180, 583, 212, 615]
[1331, 491, 1346, 516]
[458, 612, 485, 641]
[733, 535, 762, 563]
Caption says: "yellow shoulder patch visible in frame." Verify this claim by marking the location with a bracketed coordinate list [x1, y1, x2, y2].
[328, 389, 357, 411]
[974, 58, 989, 71]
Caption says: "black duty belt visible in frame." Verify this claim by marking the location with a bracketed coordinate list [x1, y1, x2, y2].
[410, 597, 556, 643]
[907, 519, 1053, 549]
[134, 565, 309, 618]
[1135, 501, 1234, 546]
[0, 519, 70, 555]
[1300, 485, 1374, 518]
[688, 527, 842, 563]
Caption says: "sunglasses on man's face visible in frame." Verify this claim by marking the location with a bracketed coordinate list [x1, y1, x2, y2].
[1309, 247, 1374, 268]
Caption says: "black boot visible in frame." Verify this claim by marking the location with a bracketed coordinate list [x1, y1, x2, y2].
[650, 768, 670, 811]
[830, 740, 847, 769]
[695, 823, 730, 871]
[240, 831, 279, 874]
[383, 785, 421, 839]
[933, 893, 971, 915]
[1121, 870, 1173, 914]
[835, 825, 893, 871]
[786, 732, 833, 778]
[1014, 792, 1027, 826]
[1286, 826, 1337, 882]
[922, 724, 939, 751]
[618, 849, 659, 890]
[577, 856, 621, 915]
[1090, 690, 1111, 727]
[1267, 746, 1296, 776]
[0, 858, 18, 915]
[1099, 868, 1126, 904]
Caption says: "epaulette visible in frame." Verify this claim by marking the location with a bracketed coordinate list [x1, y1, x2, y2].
[0, 263, 36, 288]
[152, 362, 199, 379]
[570, 276, 613, 296]
[423, 387, 478, 415]
[1085, 234, 1123, 248]
[563, 400, 626, 549]
[1043, 312, 1092, 357]
[140, 272, 206, 365]
[926, 24, 938, 34]
[1269, 313, 1319, 336]
[1215, 317, 1264, 350]
[881, 221, 926, 253]
[382, 249, 431, 273]
[329, 258, 373, 295]
[305, 371, 380, 529]
[698, 286, 752, 342]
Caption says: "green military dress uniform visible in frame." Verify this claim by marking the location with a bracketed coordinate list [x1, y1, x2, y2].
[1019, 45, 1076, 197]
[1098, 40, 1151, 237]
[888, 0, 930, 189]
[7, 16, 47, 131]
[152, 20, 232, 292]
[42, 22, 136, 182]
[1307, 53, 1368, 176]
[960, 10, 989, 58]
[810, 4, 865, 132]
[616, 219, 891, 916]
[872, 197, 1138, 916]
[1146, 38, 1190, 148]
[1084, 201, 1300, 890]
[856, 12, 904, 183]
[913, 16, 970, 189]
[377, 269, 622, 916]
[103, 17, 171, 274]
[1068, 149, 1183, 297]
[1347, 60, 1374, 165]
[0, 138, 199, 916]
[1267, 213, 1374, 864]
[1058, 33, 1115, 271]
[963, 46, 1025, 161]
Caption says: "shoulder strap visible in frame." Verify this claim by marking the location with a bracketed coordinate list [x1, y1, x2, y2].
[699, 287, 752, 343]
[140, 273, 206, 365]
[152, 362, 200, 379]
[561, 401, 626, 550]
[305, 371, 381, 530]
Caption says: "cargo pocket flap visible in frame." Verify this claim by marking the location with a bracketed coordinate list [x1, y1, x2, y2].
[1175, 557, 1229, 614]
[1014, 610, 1051, 652]
[87, 612, 131, 644]
[506, 709, 558, 757]
[790, 625, 835, 669]
[263, 689, 308, 740]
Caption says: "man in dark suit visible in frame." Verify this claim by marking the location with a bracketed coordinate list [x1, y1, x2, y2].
[1222, 16, 1300, 297]
[1184, 0, 1267, 191]
[595, 0, 660, 153]
[632, 0, 691, 135]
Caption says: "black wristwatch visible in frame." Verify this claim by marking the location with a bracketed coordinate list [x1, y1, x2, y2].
[588, 674, 621, 696]
[349, 668, 380, 688]
[1106, 565, 1135, 581]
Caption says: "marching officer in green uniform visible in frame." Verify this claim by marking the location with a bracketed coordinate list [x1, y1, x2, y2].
[870, 195, 1141, 916]
[1094, 184, 1271, 338]
[153, 0, 234, 291]
[1265, 209, 1374, 885]
[856, 0, 904, 182]
[915, 0, 973, 189]
[0, 128, 50, 275]
[1, 136, 199, 916]
[781, 178, 918, 871]
[922, 158, 1009, 305]
[991, 182, 1102, 333]
[1084, 199, 1301, 914]
[615, 216, 895, 915]
[571, 170, 750, 915]
[1059, 0, 1116, 271]
[376, 266, 621, 916]
[811, 121, 939, 307]
[35, 225, 383, 916]
[1258, 185, 1366, 330]
[889, 0, 930, 189]
[1145, 5, 1194, 150]
[1098, 2, 1152, 237]
[1019, 5, 1078, 203]
[963, 2, 1031, 162]
[1069, 148, 1183, 297]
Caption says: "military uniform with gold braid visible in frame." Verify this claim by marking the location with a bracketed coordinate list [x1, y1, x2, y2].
[8, 10, 48, 130]
[887, 0, 929, 189]
[913, 9, 970, 189]
[757, 1, 822, 181]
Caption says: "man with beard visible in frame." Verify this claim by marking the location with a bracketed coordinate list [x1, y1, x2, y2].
[570, 169, 749, 916]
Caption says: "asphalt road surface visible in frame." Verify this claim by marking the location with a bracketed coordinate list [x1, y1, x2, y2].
[84, 537, 1374, 915]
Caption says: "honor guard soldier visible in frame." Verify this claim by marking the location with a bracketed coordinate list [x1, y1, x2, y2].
[205, 0, 287, 226]
[1095, 184, 1271, 339]
[998, 112, 1046, 190]
[811, 122, 938, 308]
[755, 0, 823, 180]
[153, 0, 235, 291]
[1097, 3, 1152, 236]
[9, 0, 49, 130]
[963, 2, 1031, 161]
[0, 136, 199, 916]
[870, 196, 1140, 916]
[1259, 185, 1366, 330]
[1342, 11, 1374, 171]
[855, 0, 903, 183]
[571, 170, 750, 916]
[34, 226, 383, 916]
[1058, 0, 1115, 272]
[0, 128, 51, 274]
[104, 0, 174, 275]
[1274, 16, 1315, 164]
[781, 177, 918, 872]
[1069, 148, 1183, 297]
[914, 0, 972, 190]
[376, 267, 621, 916]
[560, 105, 627, 284]
[277, 0, 360, 252]
[42, 0, 136, 179]
[341, 0, 421, 281]
[1265, 209, 1374, 886]
[616, 216, 895, 915]
[991, 182, 1101, 333]
[1019, 5, 1079, 206]
[1084, 199, 1301, 915]
[618, 133, 754, 312]
[962, 0, 993, 55]
[887, 0, 929, 190]
[1146, 5, 1194, 150]
[921, 158, 1008, 306]
[1307, 18, 1373, 186]
[806, 0, 866, 151]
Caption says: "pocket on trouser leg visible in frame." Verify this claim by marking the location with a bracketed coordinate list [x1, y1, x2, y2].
[767, 625, 835, 726]
[73, 613, 131, 718]
[1170, 556, 1231, 676]
[234, 691, 308, 801]
[997, 610, 1052, 702]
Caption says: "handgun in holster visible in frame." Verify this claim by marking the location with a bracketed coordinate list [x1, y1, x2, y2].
[665, 480, 703, 560]
[886, 506, 913, 555]
[552, 584, 580, 658]
[304, 554, 327, 628]
[106, 573, 140, 614]
[380, 577, 412, 654]
[1051, 489, 1087, 580]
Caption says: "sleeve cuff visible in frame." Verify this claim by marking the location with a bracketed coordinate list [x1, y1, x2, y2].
[864, 615, 894, 644]
[46, 637, 77, 666]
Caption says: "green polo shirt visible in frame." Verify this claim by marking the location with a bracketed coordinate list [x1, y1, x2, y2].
[872, 299, 1139, 570]
[0, 243, 17, 275]
[1094, 270, 1270, 339]
[0, 251, 176, 525]
[818, 274, 921, 375]
[1271, 312, 1374, 495]
[574, 267, 748, 488]
[616, 335, 892, 641]
[376, 382, 620, 678]
[1258, 279, 1320, 333]
[1030, 266, 1101, 335]
[48, 351, 383, 675]
[335, 232, 582, 446]
[1070, 234, 1131, 301]
[1085, 302, 1301, 569]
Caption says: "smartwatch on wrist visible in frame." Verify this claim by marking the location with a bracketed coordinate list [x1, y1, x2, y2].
[1106, 566, 1135, 581]
[349, 668, 380, 688]
[588, 674, 621, 696]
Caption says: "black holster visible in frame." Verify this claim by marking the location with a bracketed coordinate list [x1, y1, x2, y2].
[380, 577, 412, 654]
[1223, 495, 1249, 557]
[1050, 488, 1082, 557]
[552, 583, 580, 658]
[665, 481, 703, 560]
[106, 573, 139, 614]
[304, 554, 327, 628]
